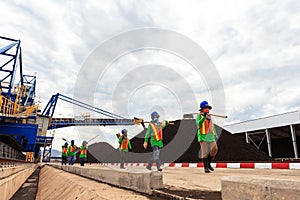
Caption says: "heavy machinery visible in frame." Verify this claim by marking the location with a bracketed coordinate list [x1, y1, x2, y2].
[0, 36, 143, 163]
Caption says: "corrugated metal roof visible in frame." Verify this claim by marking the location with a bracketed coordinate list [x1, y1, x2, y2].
[224, 109, 300, 134]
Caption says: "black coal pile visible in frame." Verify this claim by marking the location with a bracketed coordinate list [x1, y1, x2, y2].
[86, 119, 272, 163]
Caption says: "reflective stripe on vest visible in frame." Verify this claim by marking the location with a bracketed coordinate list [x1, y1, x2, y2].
[120, 139, 129, 150]
[62, 147, 68, 154]
[80, 148, 87, 155]
[150, 123, 163, 141]
[200, 117, 213, 134]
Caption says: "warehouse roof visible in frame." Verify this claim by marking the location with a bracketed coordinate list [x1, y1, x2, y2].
[223, 109, 300, 134]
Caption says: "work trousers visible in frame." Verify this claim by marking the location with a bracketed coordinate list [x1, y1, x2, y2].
[68, 155, 76, 165]
[61, 155, 67, 165]
[200, 141, 218, 158]
[119, 151, 127, 168]
[147, 146, 161, 170]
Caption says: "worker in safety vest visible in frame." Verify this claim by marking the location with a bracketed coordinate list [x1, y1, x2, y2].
[61, 142, 68, 165]
[118, 129, 132, 169]
[143, 111, 172, 171]
[196, 101, 218, 173]
[68, 140, 77, 165]
[79, 140, 88, 166]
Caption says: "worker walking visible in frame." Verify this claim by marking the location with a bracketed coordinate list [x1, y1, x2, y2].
[68, 140, 77, 165]
[196, 101, 218, 173]
[118, 129, 132, 169]
[79, 140, 88, 166]
[143, 111, 172, 171]
[61, 142, 68, 165]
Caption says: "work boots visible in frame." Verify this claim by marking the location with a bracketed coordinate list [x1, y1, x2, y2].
[203, 158, 210, 173]
[207, 155, 214, 171]
[156, 160, 162, 171]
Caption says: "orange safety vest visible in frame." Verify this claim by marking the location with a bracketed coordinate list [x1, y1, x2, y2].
[120, 139, 129, 150]
[80, 148, 87, 155]
[62, 147, 68, 154]
[150, 123, 163, 141]
[70, 145, 76, 153]
[200, 117, 213, 134]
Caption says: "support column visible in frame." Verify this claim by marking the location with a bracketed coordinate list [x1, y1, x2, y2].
[290, 125, 298, 159]
[245, 132, 249, 144]
[265, 129, 272, 157]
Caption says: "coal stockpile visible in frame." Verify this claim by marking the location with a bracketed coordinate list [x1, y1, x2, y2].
[87, 119, 272, 163]
[215, 130, 272, 161]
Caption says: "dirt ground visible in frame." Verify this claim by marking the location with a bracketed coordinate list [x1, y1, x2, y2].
[65, 165, 300, 199]
[34, 164, 300, 200]
[163, 167, 300, 192]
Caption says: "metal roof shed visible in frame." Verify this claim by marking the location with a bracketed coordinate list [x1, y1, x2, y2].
[223, 110, 300, 159]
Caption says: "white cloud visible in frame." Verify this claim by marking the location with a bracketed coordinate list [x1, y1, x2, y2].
[1, 0, 299, 149]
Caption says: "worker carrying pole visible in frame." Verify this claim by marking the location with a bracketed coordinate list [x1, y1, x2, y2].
[68, 140, 78, 165]
[117, 129, 132, 169]
[196, 101, 219, 173]
[79, 140, 88, 166]
[61, 142, 68, 165]
[143, 111, 174, 171]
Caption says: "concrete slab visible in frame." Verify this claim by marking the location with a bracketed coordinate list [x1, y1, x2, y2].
[0, 165, 31, 179]
[36, 166, 152, 200]
[0, 164, 38, 200]
[221, 176, 300, 200]
[49, 164, 163, 194]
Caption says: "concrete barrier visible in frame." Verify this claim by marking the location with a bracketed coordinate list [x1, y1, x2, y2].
[0, 165, 31, 179]
[221, 176, 300, 200]
[0, 164, 38, 200]
[49, 164, 163, 194]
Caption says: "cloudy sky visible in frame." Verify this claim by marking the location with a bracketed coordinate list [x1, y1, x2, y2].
[1, 0, 299, 149]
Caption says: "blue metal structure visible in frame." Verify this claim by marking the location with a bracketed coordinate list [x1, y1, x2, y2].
[42, 93, 126, 119]
[0, 36, 47, 161]
[42, 93, 135, 129]
[21, 75, 36, 106]
[0, 36, 23, 99]
[0, 36, 138, 162]
[49, 117, 134, 129]
[35, 136, 54, 162]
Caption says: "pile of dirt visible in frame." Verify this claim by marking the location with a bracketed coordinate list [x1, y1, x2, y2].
[86, 119, 272, 163]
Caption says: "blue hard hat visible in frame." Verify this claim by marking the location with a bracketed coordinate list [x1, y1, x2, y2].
[151, 111, 160, 120]
[121, 129, 127, 134]
[65, 142, 68, 145]
[71, 140, 74, 143]
[199, 101, 212, 110]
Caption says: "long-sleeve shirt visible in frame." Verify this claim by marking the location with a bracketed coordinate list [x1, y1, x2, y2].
[196, 114, 218, 142]
[79, 146, 87, 158]
[118, 137, 132, 152]
[68, 145, 77, 156]
[144, 120, 169, 148]
[62, 145, 68, 156]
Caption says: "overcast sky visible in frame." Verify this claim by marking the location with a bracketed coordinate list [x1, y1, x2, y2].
[1, 0, 299, 149]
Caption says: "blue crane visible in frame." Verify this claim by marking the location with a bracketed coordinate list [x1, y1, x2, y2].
[42, 93, 137, 129]
[0, 36, 143, 162]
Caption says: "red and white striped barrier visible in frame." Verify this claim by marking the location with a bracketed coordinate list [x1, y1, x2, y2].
[166, 162, 300, 169]
[88, 162, 300, 169]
